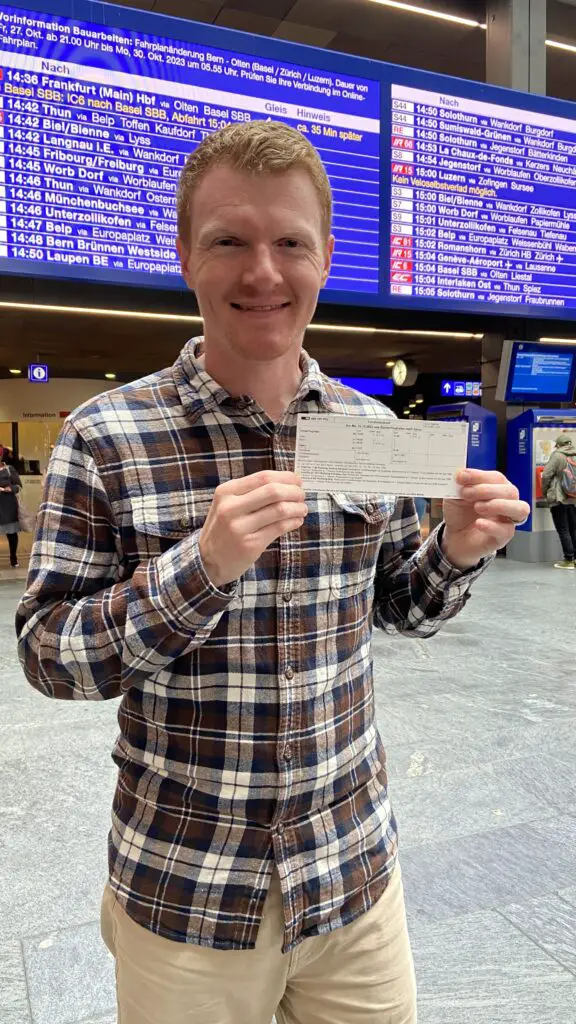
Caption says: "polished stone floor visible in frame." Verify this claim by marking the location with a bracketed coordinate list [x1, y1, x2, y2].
[1, 559, 575, 1024]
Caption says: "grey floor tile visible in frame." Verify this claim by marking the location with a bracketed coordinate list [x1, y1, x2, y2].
[0, 750, 115, 940]
[400, 814, 576, 923]
[410, 908, 576, 1024]
[389, 753, 576, 849]
[387, 753, 557, 847]
[559, 888, 576, 909]
[500, 893, 576, 976]
[384, 717, 576, 781]
[22, 920, 115, 1024]
[0, 940, 31, 1024]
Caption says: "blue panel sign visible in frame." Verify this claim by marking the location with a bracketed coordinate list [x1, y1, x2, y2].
[441, 381, 482, 398]
[335, 376, 394, 396]
[28, 364, 49, 383]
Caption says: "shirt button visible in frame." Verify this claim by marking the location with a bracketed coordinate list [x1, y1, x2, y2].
[285, 666, 294, 680]
[283, 744, 292, 762]
[366, 502, 375, 514]
[276, 823, 285, 836]
[282, 591, 292, 603]
[180, 516, 191, 529]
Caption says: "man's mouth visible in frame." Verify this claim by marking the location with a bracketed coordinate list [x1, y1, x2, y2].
[230, 301, 291, 312]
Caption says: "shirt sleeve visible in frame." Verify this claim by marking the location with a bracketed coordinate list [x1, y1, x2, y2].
[373, 497, 492, 637]
[16, 421, 237, 701]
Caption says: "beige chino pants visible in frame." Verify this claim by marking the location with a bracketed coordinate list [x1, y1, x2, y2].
[100, 863, 417, 1024]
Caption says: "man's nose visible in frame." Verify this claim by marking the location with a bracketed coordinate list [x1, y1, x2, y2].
[242, 244, 283, 288]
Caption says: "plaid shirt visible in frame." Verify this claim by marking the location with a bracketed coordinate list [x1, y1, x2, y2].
[17, 340, 487, 954]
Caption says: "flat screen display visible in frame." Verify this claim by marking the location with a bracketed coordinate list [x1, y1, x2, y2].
[388, 81, 576, 316]
[0, 1, 379, 293]
[5, 0, 576, 322]
[506, 342, 576, 402]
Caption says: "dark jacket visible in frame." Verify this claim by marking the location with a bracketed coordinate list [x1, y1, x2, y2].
[541, 437, 576, 506]
[0, 464, 22, 529]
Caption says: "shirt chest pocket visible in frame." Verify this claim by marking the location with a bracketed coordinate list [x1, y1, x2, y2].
[300, 492, 395, 597]
[128, 490, 214, 560]
[327, 492, 396, 596]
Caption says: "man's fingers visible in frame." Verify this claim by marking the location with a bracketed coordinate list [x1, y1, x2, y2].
[461, 483, 520, 503]
[473, 499, 530, 523]
[224, 483, 306, 517]
[455, 469, 508, 487]
[219, 470, 302, 496]
[239, 501, 308, 534]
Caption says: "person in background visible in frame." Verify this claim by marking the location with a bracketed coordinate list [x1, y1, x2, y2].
[0, 444, 22, 567]
[541, 433, 576, 569]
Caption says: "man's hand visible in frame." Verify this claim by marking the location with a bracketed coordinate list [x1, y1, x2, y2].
[199, 470, 307, 588]
[442, 469, 530, 571]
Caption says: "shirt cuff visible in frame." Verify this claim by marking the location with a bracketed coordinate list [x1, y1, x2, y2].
[155, 530, 239, 634]
[416, 522, 494, 590]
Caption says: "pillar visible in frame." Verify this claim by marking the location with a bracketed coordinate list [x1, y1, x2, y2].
[485, 0, 546, 94]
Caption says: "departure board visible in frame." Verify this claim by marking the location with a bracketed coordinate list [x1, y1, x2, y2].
[389, 82, 576, 313]
[0, 2, 380, 292]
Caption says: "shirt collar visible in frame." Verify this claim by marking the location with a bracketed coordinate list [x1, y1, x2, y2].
[173, 337, 334, 417]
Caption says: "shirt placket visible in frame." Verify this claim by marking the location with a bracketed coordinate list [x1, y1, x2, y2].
[269, 417, 303, 946]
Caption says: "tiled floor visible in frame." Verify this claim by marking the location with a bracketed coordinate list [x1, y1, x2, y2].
[1, 558, 575, 1024]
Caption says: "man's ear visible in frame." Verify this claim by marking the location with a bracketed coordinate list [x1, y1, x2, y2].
[176, 236, 194, 289]
[322, 235, 335, 287]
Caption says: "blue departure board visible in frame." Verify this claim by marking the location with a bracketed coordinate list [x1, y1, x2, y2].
[6, 0, 576, 321]
[0, 1, 380, 293]
[389, 82, 576, 315]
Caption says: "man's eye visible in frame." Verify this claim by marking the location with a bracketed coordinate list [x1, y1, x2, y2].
[215, 238, 242, 247]
[280, 239, 302, 249]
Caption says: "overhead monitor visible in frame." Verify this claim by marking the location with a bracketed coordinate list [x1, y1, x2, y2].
[496, 340, 576, 404]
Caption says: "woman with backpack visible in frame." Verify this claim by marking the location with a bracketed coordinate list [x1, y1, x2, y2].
[541, 433, 576, 569]
[0, 444, 23, 568]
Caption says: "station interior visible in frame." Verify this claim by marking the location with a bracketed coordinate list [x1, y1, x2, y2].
[1, 2, 576, 1023]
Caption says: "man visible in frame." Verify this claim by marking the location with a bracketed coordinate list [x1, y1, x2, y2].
[17, 121, 529, 1024]
[541, 432, 576, 568]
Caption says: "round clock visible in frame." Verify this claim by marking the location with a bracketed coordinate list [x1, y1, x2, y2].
[392, 359, 418, 387]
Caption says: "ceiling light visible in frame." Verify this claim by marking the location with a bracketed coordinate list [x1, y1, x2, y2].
[8, 368, 22, 375]
[546, 38, 576, 53]
[0, 300, 204, 323]
[307, 323, 375, 333]
[366, 0, 486, 29]
[416, 396, 424, 404]
[105, 373, 117, 380]
[0, 302, 484, 341]
[386, 360, 395, 367]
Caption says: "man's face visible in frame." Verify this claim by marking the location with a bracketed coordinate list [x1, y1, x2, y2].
[177, 164, 334, 365]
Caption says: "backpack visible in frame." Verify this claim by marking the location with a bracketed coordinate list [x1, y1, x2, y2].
[560, 456, 576, 499]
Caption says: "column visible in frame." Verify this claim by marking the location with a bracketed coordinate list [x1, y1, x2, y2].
[486, 0, 546, 95]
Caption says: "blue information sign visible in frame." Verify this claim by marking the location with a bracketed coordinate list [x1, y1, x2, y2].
[441, 380, 482, 398]
[28, 363, 49, 382]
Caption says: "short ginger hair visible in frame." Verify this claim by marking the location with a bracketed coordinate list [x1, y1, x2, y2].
[176, 120, 333, 247]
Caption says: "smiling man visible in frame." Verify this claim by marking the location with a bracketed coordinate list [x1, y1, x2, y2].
[17, 121, 529, 1024]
